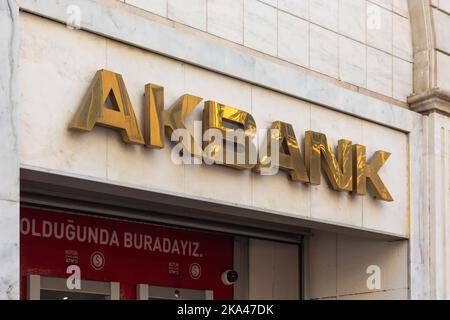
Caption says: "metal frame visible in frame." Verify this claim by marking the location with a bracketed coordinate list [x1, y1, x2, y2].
[27, 274, 120, 300]
[136, 284, 213, 300]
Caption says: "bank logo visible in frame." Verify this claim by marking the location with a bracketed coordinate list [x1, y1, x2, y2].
[90, 251, 105, 270]
[69, 69, 394, 202]
[189, 263, 202, 280]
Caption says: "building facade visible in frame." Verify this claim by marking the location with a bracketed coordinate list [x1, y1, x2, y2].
[0, 0, 449, 299]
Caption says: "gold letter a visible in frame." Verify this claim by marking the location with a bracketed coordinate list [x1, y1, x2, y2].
[69, 69, 144, 145]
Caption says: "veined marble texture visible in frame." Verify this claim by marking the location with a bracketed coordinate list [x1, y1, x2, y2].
[367, 47, 393, 97]
[114, 0, 413, 102]
[244, 0, 278, 56]
[207, 0, 244, 44]
[0, 0, 19, 300]
[168, 0, 207, 31]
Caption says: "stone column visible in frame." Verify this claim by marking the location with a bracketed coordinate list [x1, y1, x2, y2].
[0, 0, 20, 300]
[422, 112, 450, 299]
[408, 0, 450, 300]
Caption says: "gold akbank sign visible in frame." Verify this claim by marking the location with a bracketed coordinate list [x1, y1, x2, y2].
[70, 69, 393, 202]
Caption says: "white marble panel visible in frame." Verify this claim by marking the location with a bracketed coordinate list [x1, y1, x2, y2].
[309, 0, 339, 31]
[168, 0, 207, 30]
[337, 234, 408, 295]
[437, 51, 450, 92]
[393, 0, 409, 17]
[307, 231, 337, 299]
[19, 14, 109, 178]
[367, 3, 393, 54]
[259, 0, 278, 7]
[251, 86, 311, 217]
[427, 113, 450, 299]
[393, 13, 413, 61]
[207, 0, 243, 44]
[0, 0, 19, 300]
[367, 47, 393, 97]
[433, 8, 450, 55]
[439, 0, 450, 13]
[278, 0, 309, 19]
[0, 200, 19, 300]
[339, 36, 367, 87]
[0, 0, 18, 202]
[310, 24, 339, 78]
[393, 57, 413, 101]
[272, 241, 300, 299]
[339, 0, 366, 43]
[369, 0, 392, 10]
[249, 239, 299, 299]
[126, 0, 167, 17]
[249, 239, 275, 299]
[244, 0, 278, 55]
[310, 105, 363, 226]
[278, 11, 309, 67]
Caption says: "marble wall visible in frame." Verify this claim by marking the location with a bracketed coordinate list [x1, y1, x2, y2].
[120, 0, 413, 103]
[0, 0, 19, 300]
[18, 13, 409, 237]
[423, 112, 450, 299]
[305, 230, 408, 299]
[407, 0, 450, 299]
[431, 0, 450, 92]
[249, 239, 299, 299]
[5, 0, 448, 301]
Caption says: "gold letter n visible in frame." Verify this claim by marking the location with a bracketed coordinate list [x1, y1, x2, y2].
[305, 131, 353, 191]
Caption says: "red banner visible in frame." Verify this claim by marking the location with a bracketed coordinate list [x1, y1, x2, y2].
[20, 207, 234, 300]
